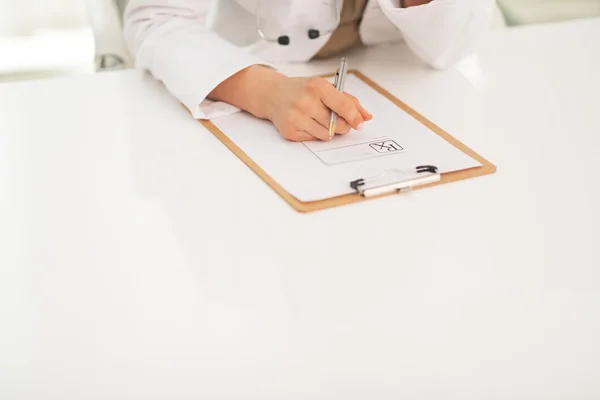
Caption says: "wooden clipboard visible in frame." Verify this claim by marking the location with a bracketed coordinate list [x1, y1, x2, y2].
[198, 70, 496, 213]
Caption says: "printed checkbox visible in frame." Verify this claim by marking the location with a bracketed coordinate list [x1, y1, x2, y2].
[369, 140, 403, 153]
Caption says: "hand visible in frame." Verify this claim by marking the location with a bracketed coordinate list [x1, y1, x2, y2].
[264, 75, 373, 141]
[208, 66, 372, 142]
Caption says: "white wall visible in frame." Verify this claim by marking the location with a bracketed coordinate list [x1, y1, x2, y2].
[498, 0, 600, 25]
[0, 0, 94, 78]
[0, 0, 89, 35]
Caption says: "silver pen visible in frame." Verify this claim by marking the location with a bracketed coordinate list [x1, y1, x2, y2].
[328, 57, 350, 139]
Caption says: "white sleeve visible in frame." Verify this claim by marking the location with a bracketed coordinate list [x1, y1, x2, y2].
[124, 0, 270, 119]
[377, 0, 495, 69]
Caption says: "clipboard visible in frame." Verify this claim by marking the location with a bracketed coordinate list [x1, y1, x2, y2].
[198, 70, 496, 213]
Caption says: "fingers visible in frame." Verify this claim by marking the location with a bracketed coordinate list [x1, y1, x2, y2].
[344, 93, 372, 121]
[321, 88, 364, 130]
[278, 122, 317, 142]
[305, 100, 352, 135]
[285, 130, 317, 142]
[333, 118, 352, 135]
[277, 110, 327, 142]
[307, 77, 364, 130]
[298, 116, 330, 141]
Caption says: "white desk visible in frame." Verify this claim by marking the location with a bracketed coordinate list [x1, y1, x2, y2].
[1, 18, 600, 400]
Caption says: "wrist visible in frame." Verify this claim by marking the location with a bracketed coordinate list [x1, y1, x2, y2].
[209, 65, 285, 120]
[242, 65, 286, 120]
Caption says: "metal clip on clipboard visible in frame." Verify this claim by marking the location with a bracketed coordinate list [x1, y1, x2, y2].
[350, 165, 440, 198]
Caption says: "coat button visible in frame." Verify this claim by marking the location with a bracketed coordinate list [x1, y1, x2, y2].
[308, 29, 320, 39]
[277, 35, 290, 45]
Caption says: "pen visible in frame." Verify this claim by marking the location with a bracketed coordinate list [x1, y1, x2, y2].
[328, 57, 350, 139]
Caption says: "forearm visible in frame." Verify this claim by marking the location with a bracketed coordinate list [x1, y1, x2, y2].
[125, 0, 275, 120]
[402, 0, 433, 7]
[208, 65, 285, 120]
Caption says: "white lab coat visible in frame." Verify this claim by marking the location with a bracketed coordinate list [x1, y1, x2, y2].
[124, 0, 495, 119]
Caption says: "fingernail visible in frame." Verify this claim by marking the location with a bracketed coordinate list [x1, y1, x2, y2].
[356, 122, 364, 131]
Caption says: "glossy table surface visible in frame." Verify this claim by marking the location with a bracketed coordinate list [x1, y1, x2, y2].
[1, 18, 600, 400]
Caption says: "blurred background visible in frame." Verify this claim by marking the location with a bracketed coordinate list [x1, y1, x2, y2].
[0, 0, 599, 84]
